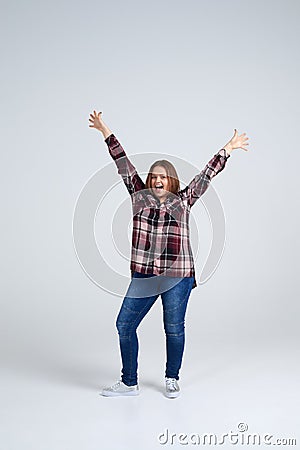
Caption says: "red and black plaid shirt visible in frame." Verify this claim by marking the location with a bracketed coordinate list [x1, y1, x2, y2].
[105, 134, 230, 289]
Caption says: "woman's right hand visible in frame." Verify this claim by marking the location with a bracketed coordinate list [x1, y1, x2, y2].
[89, 110, 113, 139]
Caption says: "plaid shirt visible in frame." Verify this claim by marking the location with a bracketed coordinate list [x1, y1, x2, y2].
[105, 133, 230, 289]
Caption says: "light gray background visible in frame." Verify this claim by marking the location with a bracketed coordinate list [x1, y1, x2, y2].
[1, 0, 299, 449]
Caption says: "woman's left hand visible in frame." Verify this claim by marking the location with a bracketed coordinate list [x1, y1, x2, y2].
[223, 129, 250, 155]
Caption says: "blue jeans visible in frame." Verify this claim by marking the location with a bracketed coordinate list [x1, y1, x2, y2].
[116, 272, 195, 386]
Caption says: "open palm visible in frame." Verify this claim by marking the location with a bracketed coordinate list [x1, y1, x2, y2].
[89, 110, 104, 131]
[229, 129, 249, 151]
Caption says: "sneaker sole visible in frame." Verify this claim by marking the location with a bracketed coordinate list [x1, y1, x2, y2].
[165, 391, 180, 398]
[100, 390, 140, 397]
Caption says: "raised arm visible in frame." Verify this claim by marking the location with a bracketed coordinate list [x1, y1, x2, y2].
[89, 110, 145, 195]
[178, 149, 230, 207]
[179, 129, 249, 207]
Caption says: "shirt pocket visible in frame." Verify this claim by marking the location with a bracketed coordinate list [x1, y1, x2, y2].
[132, 211, 152, 251]
[132, 227, 151, 251]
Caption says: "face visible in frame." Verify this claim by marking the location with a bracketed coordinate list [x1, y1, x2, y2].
[150, 165, 169, 202]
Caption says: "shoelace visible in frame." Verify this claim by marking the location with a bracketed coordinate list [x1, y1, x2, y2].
[111, 380, 122, 391]
[166, 378, 177, 391]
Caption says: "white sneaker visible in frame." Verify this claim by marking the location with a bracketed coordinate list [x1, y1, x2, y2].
[100, 380, 139, 397]
[165, 377, 180, 398]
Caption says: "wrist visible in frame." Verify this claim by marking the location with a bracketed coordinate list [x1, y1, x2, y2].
[101, 126, 113, 140]
[223, 143, 233, 156]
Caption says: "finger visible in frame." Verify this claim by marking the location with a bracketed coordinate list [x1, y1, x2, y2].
[90, 113, 95, 118]
[88, 118, 94, 123]
[93, 110, 97, 116]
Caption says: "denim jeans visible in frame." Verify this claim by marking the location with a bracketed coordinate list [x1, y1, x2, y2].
[116, 272, 195, 386]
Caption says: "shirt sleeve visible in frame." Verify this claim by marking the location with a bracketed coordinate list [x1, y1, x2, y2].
[178, 148, 231, 207]
[104, 133, 145, 196]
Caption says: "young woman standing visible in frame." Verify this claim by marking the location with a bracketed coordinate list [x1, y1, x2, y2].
[89, 110, 249, 398]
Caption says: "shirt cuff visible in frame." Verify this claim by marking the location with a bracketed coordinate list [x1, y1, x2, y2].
[104, 133, 114, 143]
[219, 148, 231, 159]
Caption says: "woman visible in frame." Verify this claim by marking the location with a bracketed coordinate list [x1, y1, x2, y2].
[88, 110, 249, 398]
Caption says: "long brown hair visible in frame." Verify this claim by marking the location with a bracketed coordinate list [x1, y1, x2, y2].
[145, 160, 180, 195]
